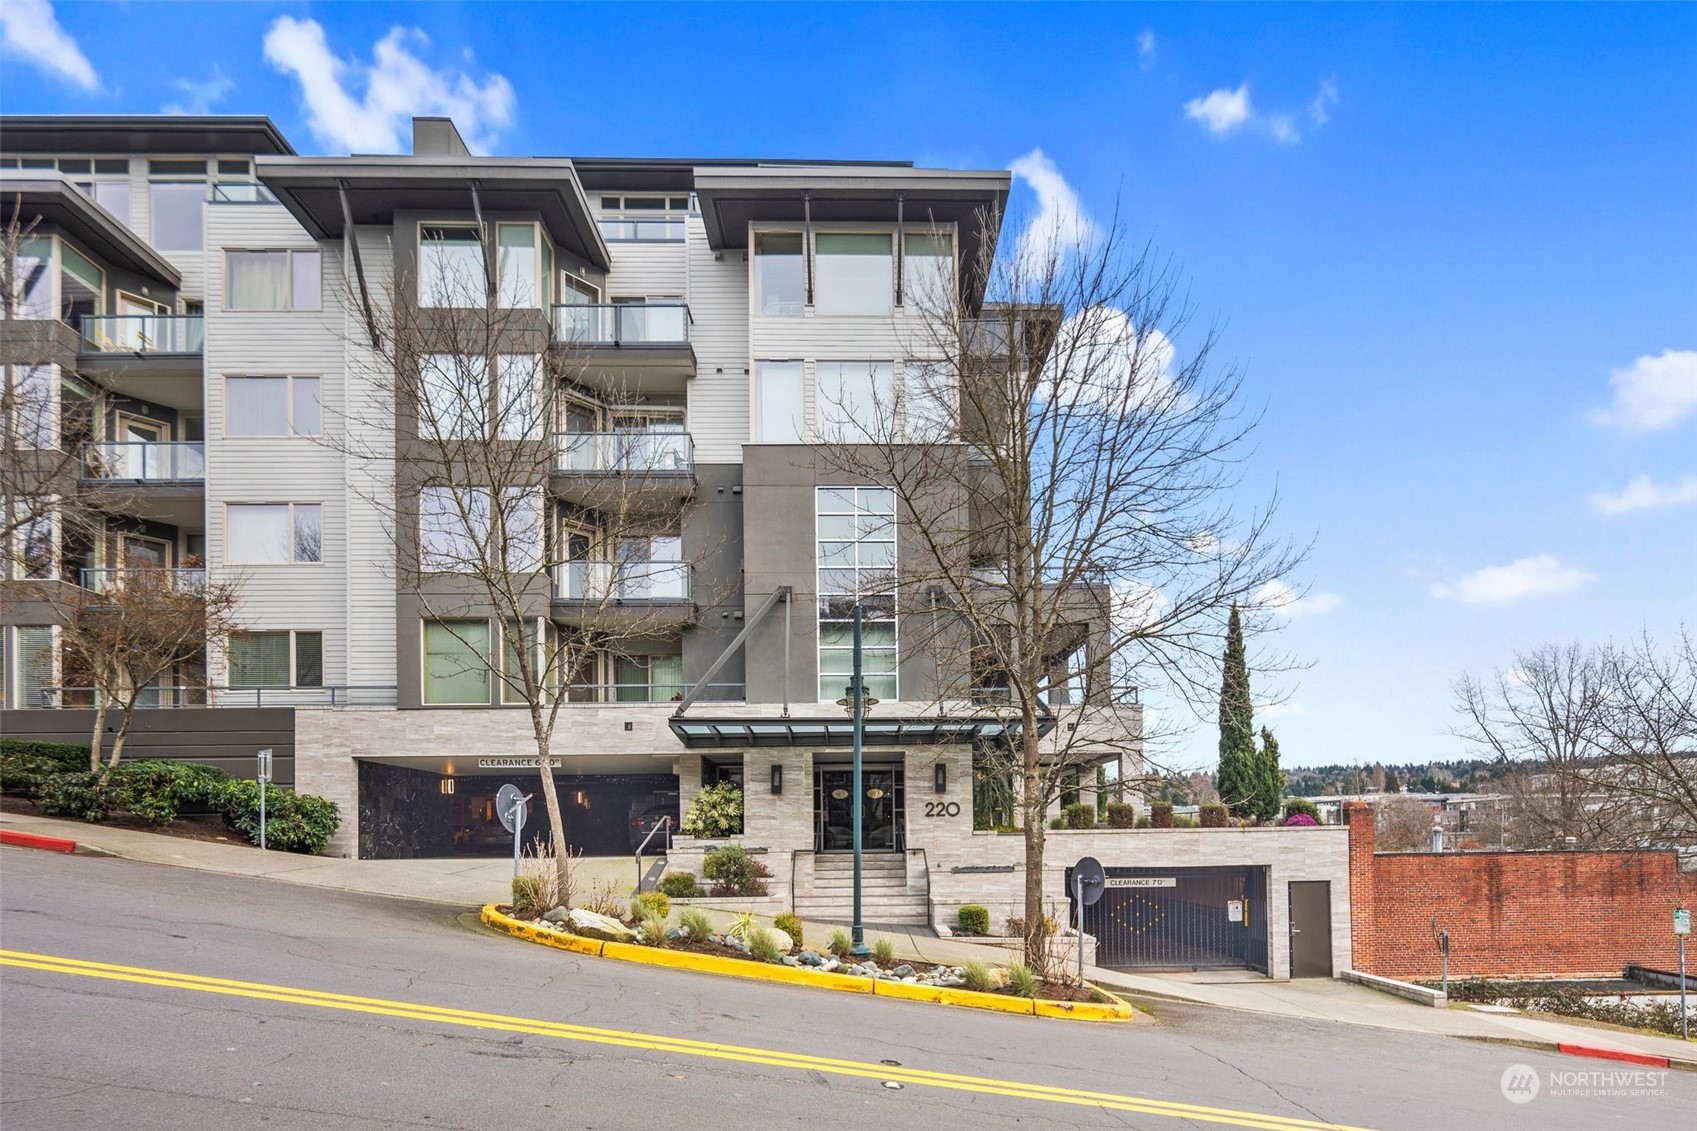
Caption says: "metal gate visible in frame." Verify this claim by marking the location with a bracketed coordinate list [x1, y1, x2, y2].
[1070, 865, 1269, 971]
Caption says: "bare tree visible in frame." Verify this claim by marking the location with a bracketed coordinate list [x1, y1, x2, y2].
[328, 235, 710, 894]
[817, 211, 1303, 966]
[1594, 630, 1697, 843]
[1374, 796, 1437, 852]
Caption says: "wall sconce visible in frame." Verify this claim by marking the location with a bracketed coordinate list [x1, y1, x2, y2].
[934, 763, 947, 793]
[439, 778, 456, 795]
[771, 763, 783, 795]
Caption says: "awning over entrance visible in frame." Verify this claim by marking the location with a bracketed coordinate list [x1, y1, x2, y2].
[665, 714, 1054, 748]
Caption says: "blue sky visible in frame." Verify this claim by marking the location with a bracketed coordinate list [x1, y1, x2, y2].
[5, 2, 1694, 772]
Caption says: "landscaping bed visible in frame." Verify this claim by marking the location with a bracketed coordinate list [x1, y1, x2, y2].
[0, 793, 248, 845]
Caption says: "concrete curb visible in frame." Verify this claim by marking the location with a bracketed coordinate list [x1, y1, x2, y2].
[480, 905, 1135, 1022]
[1, 830, 78, 854]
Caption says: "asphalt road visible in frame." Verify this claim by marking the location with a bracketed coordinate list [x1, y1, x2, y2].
[0, 847, 1689, 1130]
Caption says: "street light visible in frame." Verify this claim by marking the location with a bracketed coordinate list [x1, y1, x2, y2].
[833, 604, 879, 958]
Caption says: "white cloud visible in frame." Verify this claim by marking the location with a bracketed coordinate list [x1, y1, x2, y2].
[1007, 148, 1095, 274]
[1253, 579, 1343, 618]
[1588, 473, 1697, 515]
[263, 16, 515, 154]
[164, 70, 234, 115]
[1308, 75, 1339, 125]
[1429, 554, 1594, 606]
[0, 0, 97, 90]
[1184, 85, 1252, 136]
[1258, 701, 1307, 719]
[1590, 349, 1697, 433]
[1136, 28, 1156, 69]
[1051, 304, 1180, 414]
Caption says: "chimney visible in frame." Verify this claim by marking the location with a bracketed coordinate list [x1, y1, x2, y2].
[412, 117, 471, 158]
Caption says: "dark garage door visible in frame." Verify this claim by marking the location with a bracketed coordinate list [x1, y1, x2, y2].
[1069, 865, 1270, 972]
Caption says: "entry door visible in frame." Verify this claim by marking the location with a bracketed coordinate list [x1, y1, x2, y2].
[814, 768, 901, 852]
[1288, 881, 1333, 978]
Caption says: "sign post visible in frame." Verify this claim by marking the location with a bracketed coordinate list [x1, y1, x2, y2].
[256, 748, 273, 851]
[1072, 856, 1106, 989]
[1676, 908, 1690, 1040]
[496, 784, 533, 880]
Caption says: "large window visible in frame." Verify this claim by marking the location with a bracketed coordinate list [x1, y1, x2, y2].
[226, 250, 321, 311]
[58, 243, 103, 323]
[817, 361, 894, 443]
[6, 364, 55, 448]
[418, 225, 485, 307]
[496, 223, 539, 308]
[11, 509, 56, 580]
[755, 360, 805, 443]
[814, 233, 892, 315]
[149, 172, 206, 251]
[902, 359, 956, 441]
[424, 620, 490, 704]
[225, 376, 321, 436]
[417, 353, 539, 440]
[419, 487, 542, 573]
[753, 232, 804, 315]
[903, 232, 955, 311]
[226, 503, 322, 564]
[228, 630, 323, 688]
[9, 236, 53, 319]
[16, 625, 56, 708]
[615, 654, 684, 702]
[816, 487, 898, 701]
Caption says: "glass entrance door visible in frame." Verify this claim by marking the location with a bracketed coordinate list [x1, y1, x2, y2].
[814, 767, 904, 852]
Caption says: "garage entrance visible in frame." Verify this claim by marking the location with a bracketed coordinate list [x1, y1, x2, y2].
[1070, 865, 1270, 972]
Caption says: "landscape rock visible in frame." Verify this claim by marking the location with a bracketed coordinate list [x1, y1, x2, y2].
[985, 967, 1010, 990]
[892, 964, 914, 978]
[758, 928, 795, 953]
[541, 907, 570, 924]
[797, 949, 824, 967]
[819, 958, 841, 973]
[565, 908, 638, 943]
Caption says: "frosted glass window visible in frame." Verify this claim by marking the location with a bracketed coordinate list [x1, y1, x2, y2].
[817, 361, 894, 443]
[754, 232, 804, 314]
[755, 361, 805, 443]
[497, 223, 538, 308]
[150, 182, 205, 250]
[424, 620, 490, 704]
[815, 233, 892, 315]
[419, 225, 485, 307]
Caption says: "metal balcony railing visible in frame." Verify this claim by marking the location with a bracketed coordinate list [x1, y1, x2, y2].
[33, 685, 397, 709]
[82, 441, 205, 482]
[78, 567, 206, 595]
[550, 560, 691, 602]
[554, 430, 693, 475]
[80, 314, 204, 354]
[596, 217, 686, 242]
[552, 303, 691, 347]
[558, 681, 744, 704]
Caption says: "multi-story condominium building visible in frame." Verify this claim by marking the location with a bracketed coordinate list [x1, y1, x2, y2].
[2, 115, 1143, 927]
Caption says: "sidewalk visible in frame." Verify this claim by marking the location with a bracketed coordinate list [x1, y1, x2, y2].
[5, 807, 1692, 1066]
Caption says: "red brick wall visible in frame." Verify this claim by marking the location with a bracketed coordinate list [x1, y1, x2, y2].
[1343, 802, 1694, 980]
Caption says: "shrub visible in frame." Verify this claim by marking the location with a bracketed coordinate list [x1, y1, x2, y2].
[1283, 797, 1321, 821]
[1007, 962, 1040, 998]
[679, 781, 744, 838]
[638, 914, 669, 948]
[512, 875, 547, 920]
[1171, 814, 1197, 828]
[961, 958, 992, 992]
[872, 936, 896, 965]
[1150, 802, 1174, 829]
[773, 911, 804, 947]
[677, 907, 715, 942]
[826, 928, 854, 958]
[703, 844, 771, 896]
[746, 928, 783, 963]
[583, 877, 626, 920]
[1063, 802, 1097, 830]
[222, 781, 340, 854]
[38, 772, 119, 822]
[1105, 802, 1137, 829]
[1199, 803, 1229, 828]
[658, 871, 700, 899]
[1005, 915, 1058, 939]
[632, 891, 671, 921]
[956, 905, 991, 936]
[1, 739, 90, 798]
[1134, 815, 1152, 829]
[113, 760, 231, 826]
[1281, 813, 1320, 827]
[1049, 816, 1065, 830]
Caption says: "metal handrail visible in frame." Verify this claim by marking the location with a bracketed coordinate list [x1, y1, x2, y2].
[79, 314, 204, 354]
[634, 816, 673, 893]
[554, 681, 744, 704]
[551, 302, 692, 346]
[553, 429, 693, 475]
[33, 685, 398, 709]
[82, 441, 205, 481]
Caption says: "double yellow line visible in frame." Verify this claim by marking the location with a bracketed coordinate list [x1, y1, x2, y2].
[1, 949, 1369, 1130]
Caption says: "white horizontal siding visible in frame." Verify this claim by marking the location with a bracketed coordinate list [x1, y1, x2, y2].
[684, 216, 751, 462]
[603, 241, 687, 299]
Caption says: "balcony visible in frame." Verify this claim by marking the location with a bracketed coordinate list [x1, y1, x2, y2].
[76, 315, 205, 405]
[549, 559, 695, 629]
[82, 441, 205, 482]
[562, 681, 744, 705]
[79, 567, 206, 596]
[80, 314, 204, 355]
[29, 684, 397, 709]
[550, 303, 694, 395]
[551, 430, 695, 512]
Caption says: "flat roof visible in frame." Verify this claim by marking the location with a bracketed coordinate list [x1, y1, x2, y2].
[667, 714, 1053, 749]
[0, 115, 296, 156]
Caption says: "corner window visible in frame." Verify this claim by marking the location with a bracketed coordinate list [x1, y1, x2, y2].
[418, 225, 485, 307]
[424, 620, 491, 704]
[226, 503, 322, 564]
[817, 361, 894, 443]
[816, 487, 898, 701]
[755, 360, 805, 444]
[814, 233, 892, 315]
[228, 630, 323, 689]
[225, 376, 321, 436]
[9, 236, 54, 319]
[753, 232, 804, 315]
[226, 250, 321, 311]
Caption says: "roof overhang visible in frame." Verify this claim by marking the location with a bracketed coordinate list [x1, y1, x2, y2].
[0, 174, 181, 287]
[256, 156, 610, 269]
[666, 714, 1053, 749]
[0, 115, 295, 156]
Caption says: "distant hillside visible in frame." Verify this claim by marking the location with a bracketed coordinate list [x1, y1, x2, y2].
[1283, 759, 1512, 797]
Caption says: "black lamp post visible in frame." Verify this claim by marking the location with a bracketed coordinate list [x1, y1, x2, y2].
[834, 603, 878, 957]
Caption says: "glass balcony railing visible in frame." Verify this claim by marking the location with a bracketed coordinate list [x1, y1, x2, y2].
[83, 441, 205, 482]
[80, 314, 204, 354]
[597, 217, 686, 242]
[210, 182, 278, 204]
[552, 303, 690, 347]
[554, 430, 693, 475]
[79, 567, 206, 595]
[550, 560, 691, 602]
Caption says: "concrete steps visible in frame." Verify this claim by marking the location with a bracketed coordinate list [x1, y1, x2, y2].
[795, 854, 929, 926]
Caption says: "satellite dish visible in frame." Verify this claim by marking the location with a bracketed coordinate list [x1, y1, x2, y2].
[1073, 855, 1107, 906]
[496, 784, 530, 834]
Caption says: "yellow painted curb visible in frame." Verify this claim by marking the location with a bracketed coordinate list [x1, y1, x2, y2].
[481, 905, 1134, 1022]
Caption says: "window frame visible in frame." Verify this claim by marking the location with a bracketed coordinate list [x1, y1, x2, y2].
[812, 229, 895, 316]
[224, 502, 324, 565]
[417, 221, 488, 308]
[815, 485, 899, 702]
[752, 230, 806, 316]
[223, 248, 322, 312]
[224, 375, 322, 437]
[422, 618, 493, 706]
[226, 629, 325, 690]
[147, 165, 208, 251]
[753, 359, 806, 444]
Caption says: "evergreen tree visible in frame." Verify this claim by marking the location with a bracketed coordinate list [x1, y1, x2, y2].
[1214, 604, 1258, 818]
[1254, 726, 1286, 821]
[1384, 767, 1401, 794]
